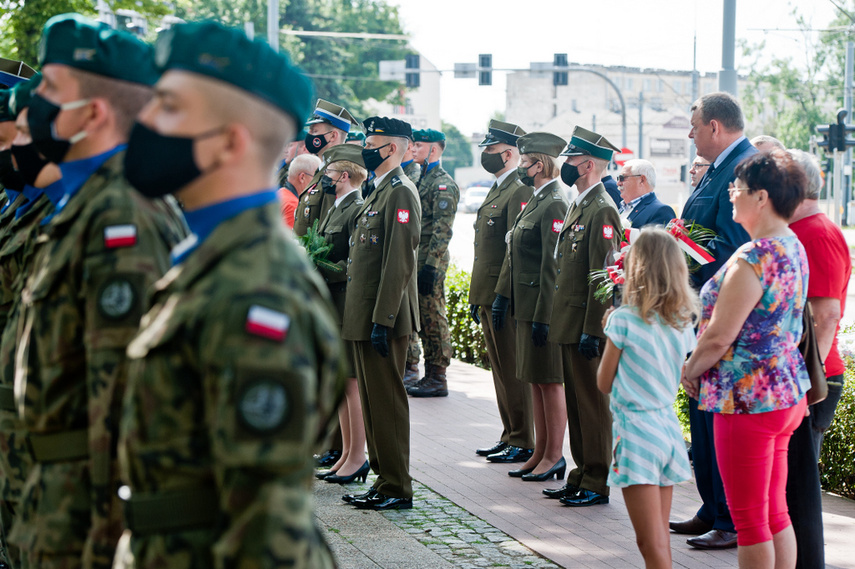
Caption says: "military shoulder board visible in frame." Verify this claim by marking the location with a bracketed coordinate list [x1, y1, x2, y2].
[391, 176, 402, 187]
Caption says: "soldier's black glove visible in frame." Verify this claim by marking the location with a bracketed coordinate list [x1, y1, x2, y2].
[469, 304, 481, 325]
[531, 322, 549, 348]
[492, 294, 509, 331]
[578, 333, 601, 360]
[417, 265, 437, 296]
[371, 323, 390, 358]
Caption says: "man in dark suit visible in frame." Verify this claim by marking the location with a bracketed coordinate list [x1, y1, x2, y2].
[616, 159, 674, 228]
[669, 92, 757, 550]
[600, 174, 620, 206]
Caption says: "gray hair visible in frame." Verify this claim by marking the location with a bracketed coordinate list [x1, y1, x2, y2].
[289, 153, 322, 177]
[750, 135, 784, 151]
[788, 148, 822, 200]
[624, 158, 656, 189]
[691, 92, 744, 132]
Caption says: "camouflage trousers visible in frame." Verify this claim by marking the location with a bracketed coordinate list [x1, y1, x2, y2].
[406, 264, 451, 368]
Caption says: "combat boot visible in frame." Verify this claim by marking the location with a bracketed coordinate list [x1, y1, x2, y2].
[406, 366, 448, 397]
[405, 363, 429, 388]
[403, 363, 420, 386]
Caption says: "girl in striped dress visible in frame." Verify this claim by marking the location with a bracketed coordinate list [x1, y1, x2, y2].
[597, 227, 700, 569]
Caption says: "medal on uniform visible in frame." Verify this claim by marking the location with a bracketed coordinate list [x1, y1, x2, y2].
[369, 234, 378, 244]
[360, 234, 366, 243]
[487, 219, 494, 226]
[304, 207, 311, 218]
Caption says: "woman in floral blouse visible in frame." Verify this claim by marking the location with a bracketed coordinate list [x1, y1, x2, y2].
[682, 150, 810, 569]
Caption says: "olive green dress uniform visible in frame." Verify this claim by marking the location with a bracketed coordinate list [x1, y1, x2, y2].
[293, 161, 335, 237]
[504, 178, 567, 382]
[402, 158, 422, 368]
[341, 164, 420, 500]
[318, 190, 364, 376]
[470, 170, 534, 449]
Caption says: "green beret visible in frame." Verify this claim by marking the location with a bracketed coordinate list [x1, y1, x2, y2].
[324, 143, 365, 169]
[346, 130, 365, 143]
[517, 132, 566, 158]
[39, 13, 158, 86]
[413, 128, 445, 143]
[560, 126, 620, 161]
[9, 73, 42, 116]
[0, 90, 12, 122]
[154, 21, 314, 126]
[294, 128, 309, 142]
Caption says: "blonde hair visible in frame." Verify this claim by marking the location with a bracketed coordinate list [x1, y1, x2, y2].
[623, 227, 700, 329]
[524, 151, 559, 179]
[331, 159, 367, 186]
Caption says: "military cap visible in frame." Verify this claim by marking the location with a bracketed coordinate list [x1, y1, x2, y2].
[39, 13, 158, 86]
[324, 143, 366, 168]
[9, 73, 42, 117]
[560, 125, 620, 160]
[412, 128, 445, 143]
[479, 120, 526, 147]
[305, 99, 359, 133]
[363, 116, 412, 140]
[0, 57, 37, 89]
[0, 90, 12, 123]
[516, 132, 567, 158]
[346, 130, 365, 143]
[155, 21, 314, 125]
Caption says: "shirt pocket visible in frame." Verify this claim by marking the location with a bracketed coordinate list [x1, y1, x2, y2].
[515, 219, 539, 250]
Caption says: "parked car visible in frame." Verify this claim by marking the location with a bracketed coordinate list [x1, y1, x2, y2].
[461, 186, 490, 213]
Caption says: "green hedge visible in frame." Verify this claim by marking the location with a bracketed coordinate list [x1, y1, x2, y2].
[445, 264, 490, 370]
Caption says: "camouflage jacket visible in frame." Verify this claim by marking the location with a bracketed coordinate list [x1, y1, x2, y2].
[416, 163, 459, 269]
[117, 202, 344, 569]
[0, 193, 30, 334]
[402, 160, 421, 186]
[293, 155, 335, 237]
[10, 151, 185, 568]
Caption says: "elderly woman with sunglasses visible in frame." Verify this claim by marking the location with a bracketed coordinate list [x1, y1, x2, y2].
[682, 150, 810, 569]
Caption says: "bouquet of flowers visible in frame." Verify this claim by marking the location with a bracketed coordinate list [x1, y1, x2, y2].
[588, 245, 628, 305]
[297, 220, 343, 273]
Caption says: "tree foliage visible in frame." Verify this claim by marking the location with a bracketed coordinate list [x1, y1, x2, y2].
[440, 120, 472, 178]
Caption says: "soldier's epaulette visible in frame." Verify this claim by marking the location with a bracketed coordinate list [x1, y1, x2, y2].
[552, 192, 564, 200]
[391, 176, 402, 187]
[512, 178, 524, 186]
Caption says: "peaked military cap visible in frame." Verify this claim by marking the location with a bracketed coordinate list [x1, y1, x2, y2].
[39, 13, 158, 86]
[363, 116, 413, 140]
[0, 57, 36, 89]
[0, 90, 12, 122]
[324, 143, 366, 168]
[305, 99, 359, 132]
[346, 130, 365, 143]
[9, 73, 42, 116]
[412, 128, 445, 143]
[516, 132, 566, 158]
[154, 21, 314, 126]
[479, 120, 526, 147]
[560, 125, 620, 160]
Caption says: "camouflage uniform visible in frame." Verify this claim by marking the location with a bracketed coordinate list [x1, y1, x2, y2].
[114, 202, 343, 569]
[402, 160, 421, 186]
[10, 152, 185, 569]
[0, 194, 29, 334]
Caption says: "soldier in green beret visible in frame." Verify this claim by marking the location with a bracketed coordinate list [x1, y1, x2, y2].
[494, 132, 569, 481]
[405, 128, 460, 397]
[345, 129, 365, 145]
[9, 13, 187, 569]
[113, 19, 344, 569]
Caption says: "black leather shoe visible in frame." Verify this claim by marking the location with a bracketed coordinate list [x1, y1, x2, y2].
[670, 515, 714, 535]
[487, 446, 533, 463]
[476, 441, 508, 457]
[559, 489, 609, 506]
[325, 461, 370, 484]
[686, 529, 737, 550]
[352, 492, 413, 510]
[315, 469, 337, 480]
[315, 449, 342, 468]
[508, 466, 534, 477]
[342, 487, 377, 504]
[521, 457, 566, 481]
[542, 483, 578, 499]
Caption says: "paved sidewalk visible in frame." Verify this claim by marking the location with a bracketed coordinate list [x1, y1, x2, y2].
[316, 359, 855, 568]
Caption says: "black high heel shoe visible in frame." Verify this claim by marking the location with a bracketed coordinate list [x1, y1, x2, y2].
[315, 469, 337, 480]
[325, 461, 370, 484]
[521, 457, 566, 481]
[508, 466, 534, 478]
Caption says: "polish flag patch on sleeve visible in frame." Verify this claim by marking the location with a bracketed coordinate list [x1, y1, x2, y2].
[438, 184, 447, 191]
[397, 209, 410, 223]
[103, 224, 137, 248]
[603, 225, 614, 239]
[552, 219, 564, 233]
[246, 305, 290, 341]
[520, 202, 527, 210]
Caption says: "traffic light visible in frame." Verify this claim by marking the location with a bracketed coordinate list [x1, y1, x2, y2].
[405, 54, 420, 89]
[816, 124, 834, 151]
[817, 110, 855, 152]
[478, 54, 492, 86]
[553, 53, 568, 86]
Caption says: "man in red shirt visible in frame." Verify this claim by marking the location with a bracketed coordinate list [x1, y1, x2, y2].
[787, 148, 851, 569]
[279, 153, 320, 229]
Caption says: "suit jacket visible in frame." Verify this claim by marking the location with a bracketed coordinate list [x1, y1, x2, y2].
[341, 166, 421, 341]
[601, 175, 621, 207]
[550, 183, 621, 344]
[501, 180, 569, 324]
[682, 138, 756, 286]
[468, 171, 532, 306]
[626, 192, 675, 228]
[319, 191, 364, 325]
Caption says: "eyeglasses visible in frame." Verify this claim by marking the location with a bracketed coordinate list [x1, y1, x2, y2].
[692, 163, 711, 168]
[727, 182, 749, 196]
[616, 174, 642, 183]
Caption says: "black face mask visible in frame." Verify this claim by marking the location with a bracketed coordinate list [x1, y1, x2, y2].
[305, 131, 331, 155]
[27, 94, 90, 164]
[321, 174, 342, 195]
[480, 150, 505, 174]
[11, 143, 50, 187]
[0, 149, 26, 192]
[124, 122, 224, 198]
[362, 143, 390, 172]
[516, 162, 538, 187]
[560, 162, 582, 188]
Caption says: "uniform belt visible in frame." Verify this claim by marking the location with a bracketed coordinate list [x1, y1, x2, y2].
[121, 486, 219, 536]
[0, 385, 15, 412]
[28, 429, 89, 462]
